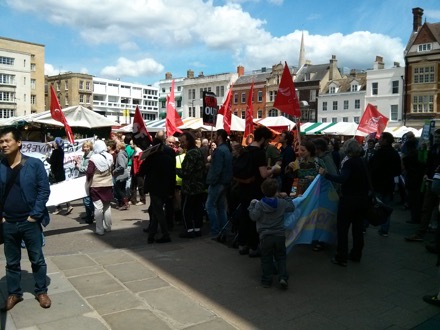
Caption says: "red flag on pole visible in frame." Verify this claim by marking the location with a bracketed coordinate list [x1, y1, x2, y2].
[133, 105, 152, 143]
[357, 103, 389, 138]
[244, 81, 254, 138]
[165, 80, 183, 136]
[50, 85, 74, 144]
[218, 85, 233, 134]
[273, 62, 301, 117]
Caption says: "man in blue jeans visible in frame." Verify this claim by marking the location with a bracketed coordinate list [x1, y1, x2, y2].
[0, 127, 51, 310]
[206, 129, 233, 238]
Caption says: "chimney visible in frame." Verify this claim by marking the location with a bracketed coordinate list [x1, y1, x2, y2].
[374, 56, 384, 70]
[393, 62, 400, 67]
[198, 71, 204, 77]
[329, 55, 337, 80]
[237, 65, 244, 77]
[350, 69, 356, 77]
[187, 69, 194, 78]
[412, 7, 424, 32]
[165, 72, 172, 80]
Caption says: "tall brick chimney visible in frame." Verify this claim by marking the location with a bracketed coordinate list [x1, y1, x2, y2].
[374, 56, 384, 70]
[187, 69, 194, 78]
[412, 7, 424, 32]
[165, 72, 172, 80]
[329, 55, 337, 80]
[237, 65, 244, 77]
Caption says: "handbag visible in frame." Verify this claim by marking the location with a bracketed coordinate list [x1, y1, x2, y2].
[362, 159, 394, 227]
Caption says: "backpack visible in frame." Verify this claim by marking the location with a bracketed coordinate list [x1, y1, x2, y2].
[233, 147, 256, 184]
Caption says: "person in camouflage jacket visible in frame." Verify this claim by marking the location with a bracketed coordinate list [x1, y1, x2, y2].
[176, 132, 206, 238]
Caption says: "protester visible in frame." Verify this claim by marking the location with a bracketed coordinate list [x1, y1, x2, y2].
[206, 129, 233, 238]
[319, 139, 370, 266]
[177, 132, 206, 238]
[294, 139, 319, 196]
[129, 141, 146, 205]
[49, 137, 73, 215]
[113, 141, 130, 210]
[86, 140, 114, 236]
[248, 178, 294, 288]
[0, 127, 51, 310]
[278, 130, 296, 195]
[75, 140, 94, 223]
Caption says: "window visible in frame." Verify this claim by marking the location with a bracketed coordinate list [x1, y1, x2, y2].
[65, 94, 68, 105]
[392, 80, 399, 94]
[268, 109, 278, 116]
[343, 117, 348, 122]
[177, 86, 181, 92]
[309, 90, 316, 102]
[351, 84, 358, 92]
[0, 74, 15, 85]
[31, 95, 36, 105]
[56, 82, 60, 91]
[390, 105, 398, 121]
[162, 88, 166, 93]
[177, 99, 181, 108]
[0, 57, 14, 65]
[65, 80, 68, 90]
[417, 43, 432, 52]
[412, 95, 434, 113]
[354, 116, 360, 123]
[323, 102, 327, 111]
[414, 66, 435, 84]
[233, 93, 238, 104]
[241, 111, 245, 119]
[329, 86, 336, 94]
[332, 117, 337, 123]
[86, 95, 90, 103]
[372, 82, 378, 95]
[241, 92, 246, 103]
[199, 88, 203, 99]
[23, 77, 26, 85]
[79, 81, 84, 90]
[220, 86, 224, 97]
[258, 91, 263, 102]
[80, 94, 84, 103]
[332, 101, 338, 111]
[0, 92, 14, 101]
[234, 111, 238, 116]
[322, 117, 327, 123]
[257, 110, 263, 118]
[269, 91, 277, 102]
[30, 64, 36, 71]
[31, 79, 36, 90]
[0, 109, 14, 118]
[343, 100, 349, 110]
[216, 86, 220, 96]
[355, 99, 360, 109]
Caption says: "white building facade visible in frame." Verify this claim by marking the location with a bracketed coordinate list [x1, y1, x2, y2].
[93, 77, 159, 124]
[156, 74, 184, 119]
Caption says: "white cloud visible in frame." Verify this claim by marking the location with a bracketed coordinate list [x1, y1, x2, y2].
[100, 57, 164, 78]
[44, 63, 60, 76]
[425, 9, 440, 20]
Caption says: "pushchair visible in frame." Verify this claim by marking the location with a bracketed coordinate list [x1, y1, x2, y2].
[215, 203, 241, 248]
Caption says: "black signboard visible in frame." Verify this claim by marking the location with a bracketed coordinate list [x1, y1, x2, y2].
[202, 91, 218, 126]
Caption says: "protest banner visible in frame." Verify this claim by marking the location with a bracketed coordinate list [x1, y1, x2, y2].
[46, 176, 88, 206]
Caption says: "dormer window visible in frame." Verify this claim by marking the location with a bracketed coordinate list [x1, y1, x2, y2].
[351, 84, 358, 92]
[417, 43, 432, 52]
[329, 86, 336, 94]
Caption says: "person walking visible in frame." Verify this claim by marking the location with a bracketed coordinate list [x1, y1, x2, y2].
[113, 141, 130, 210]
[206, 129, 233, 238]
[0, 127, 51, 310]
[75, 140, 94, 223]
[86, 140, 114, 236]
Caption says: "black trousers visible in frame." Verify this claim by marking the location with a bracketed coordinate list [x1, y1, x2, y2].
[181, 193, 204, 231]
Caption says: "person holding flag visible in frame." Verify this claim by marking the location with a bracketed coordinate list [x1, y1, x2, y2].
[49, 85, 74, 145]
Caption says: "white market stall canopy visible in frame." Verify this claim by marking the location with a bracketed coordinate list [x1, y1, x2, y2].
[254, 116, 296, 129]
[304, 122, 337, 135]
[215, 114, 245, 132]
[0, 105, 120, 128]
[321, 122, 366, 136]
[384, 126, 421, 138]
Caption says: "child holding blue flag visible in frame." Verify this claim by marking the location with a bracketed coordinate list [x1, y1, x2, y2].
[248, 178, 295, 289]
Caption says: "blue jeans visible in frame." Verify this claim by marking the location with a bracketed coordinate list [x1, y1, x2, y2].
[377, 192, 393, 234]
[206, 184, 228, 237]
[260, 235, 288, 285]
[3, 220, 47, 296]
[83, 196, 94, 220]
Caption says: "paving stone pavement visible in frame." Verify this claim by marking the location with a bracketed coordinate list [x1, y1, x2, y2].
[0, 198, 439, 329]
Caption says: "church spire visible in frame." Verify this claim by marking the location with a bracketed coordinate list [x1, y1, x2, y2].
[298, 31, 305, 68]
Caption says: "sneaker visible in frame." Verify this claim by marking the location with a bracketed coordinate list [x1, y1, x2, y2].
[52, 209, 61, 215]
[404, 234, 423, 242]
[423, 294, 440, 306]
[65, 206, 74, 215]
[279, 279, 288, 289]
[136, 201, 144, 206]
[378, 230, 389, 237]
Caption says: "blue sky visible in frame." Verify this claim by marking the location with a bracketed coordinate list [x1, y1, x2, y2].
[1, 0, 439, 85]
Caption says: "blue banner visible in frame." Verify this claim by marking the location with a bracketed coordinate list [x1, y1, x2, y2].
[285, 175, 339, 252]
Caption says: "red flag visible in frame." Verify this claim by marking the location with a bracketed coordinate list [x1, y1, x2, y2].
[244, 81, 254, 138]
[273, 62, 301, 117]
[219, 85, 233, 134]
[133, 105, 152, 142]
[165, 80, 183, 136]
[50, 85, 74, 144]
[357, 103, 389, 138]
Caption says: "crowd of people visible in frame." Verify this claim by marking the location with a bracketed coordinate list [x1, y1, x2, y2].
[2, 124, 440, 311]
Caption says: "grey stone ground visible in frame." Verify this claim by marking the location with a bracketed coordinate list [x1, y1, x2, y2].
[0, 196, 439, 329]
